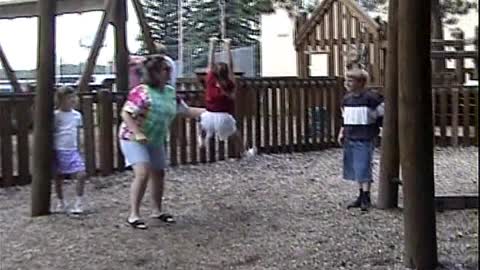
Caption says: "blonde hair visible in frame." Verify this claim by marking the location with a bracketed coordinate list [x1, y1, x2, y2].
[55, 86, 76, 107]
[346, 68, 369, 83]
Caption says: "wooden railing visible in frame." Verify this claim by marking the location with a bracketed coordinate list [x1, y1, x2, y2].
[0, 77, 343, 187]
[432, 86, 479, 146]
[1, 78, 477, 187]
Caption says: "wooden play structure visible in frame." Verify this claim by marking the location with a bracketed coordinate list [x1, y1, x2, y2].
[294, 0, 478, 86]
[294, 0, 386, 85]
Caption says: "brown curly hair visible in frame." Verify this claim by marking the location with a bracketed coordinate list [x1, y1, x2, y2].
[141, 55, 170, 87]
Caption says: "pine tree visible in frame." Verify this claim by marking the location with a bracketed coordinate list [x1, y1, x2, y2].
[141, 0, 181, 59]
[186, 0, 273, 48]
[183, 0, 274, 71]
[438, 0, 477, 25]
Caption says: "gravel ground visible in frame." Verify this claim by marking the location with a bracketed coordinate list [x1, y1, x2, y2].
[0, 147, 478, 270]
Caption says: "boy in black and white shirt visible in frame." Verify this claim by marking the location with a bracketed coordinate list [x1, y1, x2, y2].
[338, 68, 384, 211]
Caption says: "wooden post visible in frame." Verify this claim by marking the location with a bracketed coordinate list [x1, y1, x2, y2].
[78, 0, 114, 93]
[81, 96, 96, 176]
[31, 0, 56, 217]
[378, 0, 399, 209]
[328, 9, 335, 78]
[0, 102, 14, 186]
[0, 43, 22, 93]
[452, 30, 465, 85]
[113, 0, 129, 92]
[131, 0, 156, 53]
[474, 26, 478, 80]
[16, 100, 31, 184]
[431, 0, 445, 74]
[97, 90, 114, 176]
[296, 12, 307, 78]
[398, 0, 438, 268]
[451, 87, 459, 146]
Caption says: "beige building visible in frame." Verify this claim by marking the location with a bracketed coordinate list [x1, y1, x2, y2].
[260, 8, 298, 77]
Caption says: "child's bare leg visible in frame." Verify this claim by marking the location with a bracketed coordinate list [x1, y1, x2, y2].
[198, 128, 208, 148]
[71, 171, 87, 214]
[74, 171, 87, 197]
[54, 175, 67, 212]
[54, 175, 64, 201]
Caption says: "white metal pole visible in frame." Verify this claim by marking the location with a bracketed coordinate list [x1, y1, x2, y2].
[178, 0, 183, 77]
[219, 0, 226, 40]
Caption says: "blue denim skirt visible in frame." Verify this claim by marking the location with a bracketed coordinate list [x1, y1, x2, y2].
[343, 139, 374, 183]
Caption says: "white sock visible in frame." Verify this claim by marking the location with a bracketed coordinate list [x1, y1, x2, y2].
[75, 196, 83, 204]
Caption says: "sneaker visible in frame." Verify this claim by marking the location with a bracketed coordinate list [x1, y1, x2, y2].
[243, 147, 257, 158]
[360, 192, 371, 211]
[347, 196, 362, 209]
[347, 190, 363, 209]
[55, 200, 67, 213]
[70, 197, 84, 214]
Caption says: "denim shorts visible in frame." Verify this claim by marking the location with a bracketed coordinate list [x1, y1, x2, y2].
[343, 139, 374, 183]
[119, 140, 167, 171]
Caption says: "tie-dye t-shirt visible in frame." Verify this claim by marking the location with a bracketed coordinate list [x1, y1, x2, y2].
[119, 84, 186, 146]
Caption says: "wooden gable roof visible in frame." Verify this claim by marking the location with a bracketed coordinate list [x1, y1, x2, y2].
[295, 0, 382, 48]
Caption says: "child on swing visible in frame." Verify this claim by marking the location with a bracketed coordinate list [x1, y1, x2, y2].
[198, 37, 255, 157]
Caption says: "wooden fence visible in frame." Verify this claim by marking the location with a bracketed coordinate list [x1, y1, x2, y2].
[0, 77, 343, 187]
[1, 78, 477, 187]
[432, 85, 479, 146]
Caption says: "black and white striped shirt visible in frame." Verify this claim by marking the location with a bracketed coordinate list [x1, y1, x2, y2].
[341, 89, 384, 140]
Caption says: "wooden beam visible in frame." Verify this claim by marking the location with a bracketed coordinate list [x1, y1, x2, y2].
[398, 0, 438, 268]
[0, 0, 105, 19]
[430, 51, 478, 59]
[431, 39, 477, 46]
[130, 0, 155, 53]
[78, 0, 114, 92]
[295, 0, 334, 48]
[0, 43, 22, 93]
[113, 0, 129, 92]
[378, 0, 399, 209]
[31, 0, 56, 217]
[435, 195, 479, 211]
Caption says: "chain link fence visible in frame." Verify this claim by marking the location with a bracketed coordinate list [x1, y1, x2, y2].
[163, 43, 260, 78]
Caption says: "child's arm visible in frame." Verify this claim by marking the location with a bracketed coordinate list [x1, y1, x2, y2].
[77, 115, 82, 151]
[337, 127, 344, 146]
[121, 87, 148, 143]
[337, 107, 344, 145]
[121, 111, 145, 138]
[207, 37, 218, 71]
[224, 39, 235, 82]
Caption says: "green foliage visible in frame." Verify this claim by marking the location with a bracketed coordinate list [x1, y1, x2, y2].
[440, 0, 477, 25]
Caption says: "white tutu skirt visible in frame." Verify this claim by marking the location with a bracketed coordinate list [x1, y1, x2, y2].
[199, 111, 237, 141]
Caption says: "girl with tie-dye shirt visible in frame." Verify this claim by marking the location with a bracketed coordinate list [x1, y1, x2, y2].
[119, 55, 191, 229]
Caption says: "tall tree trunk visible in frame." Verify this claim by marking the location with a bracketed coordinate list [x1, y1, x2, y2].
[399, 0, 438, 268]
[31, 0, 56, 217]
[113, 0, 129, 92]
[431, 0, 445, 74]
[377, 0, 399, 209]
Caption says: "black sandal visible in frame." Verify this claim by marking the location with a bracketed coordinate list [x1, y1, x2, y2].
[153, 213, 176, 224]
[127, 219, 148, 229]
